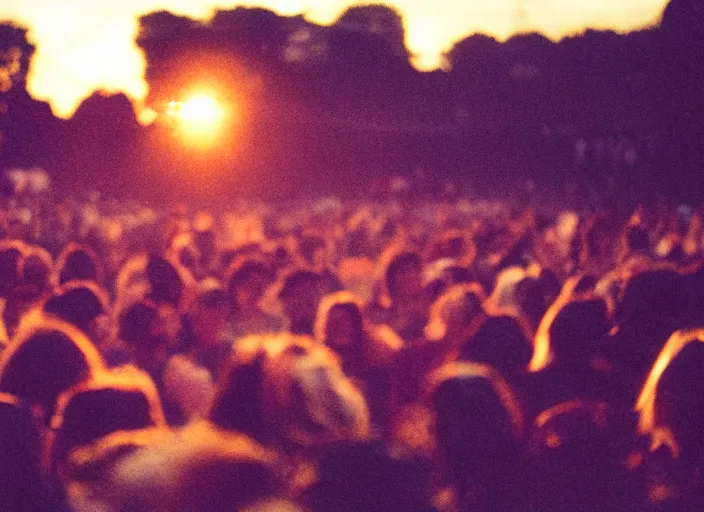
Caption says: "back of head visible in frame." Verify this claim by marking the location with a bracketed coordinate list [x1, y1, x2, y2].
[619, 268, 683, 334]
[209, 343, 269, 443]
[57, 243, 102, 286]
[118, 301, 158, 346]
[0, 393, 59, 511]
[2, 284, 45, 341]
[211, 334, 369, 449]
[106, 423, 280, 512]
[0, 315, 103, 417]
[278, 269, 323, 301]
[146, 256, 184, 308]
[548, 297, 610, 364]
[306, 439, 433, 512]
[20, 246, 53, 291]
[529, 400, 640, 511]
[52, 367, 165, 467]
[44, 281, 108, 334]
[384, 250, 422, 302]
[425, 283, 485, 342]
[652, 339, 704, 461]
[428, 363, 523, 478]
[460, 314, 532, 378]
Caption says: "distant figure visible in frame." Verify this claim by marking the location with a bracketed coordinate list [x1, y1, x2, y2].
[226, 258, 282, 338]
[369, 250, 429, 342]
[315, 291, 401, 429]
[277, 269, 325, 336]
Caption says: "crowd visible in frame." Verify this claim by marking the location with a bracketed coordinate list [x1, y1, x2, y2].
[0, 184, 703, 511]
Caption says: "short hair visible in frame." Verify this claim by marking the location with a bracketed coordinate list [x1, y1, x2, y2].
[19, 245, 53, 290]
[0, 314, 104, 415]
[277, 269, 323, 300]
[226, 259, 274, 298]
[51, 366, 165, 466]
[118, 301, 159, 349]
[146, 256, 184, 308]
[55, 243, 103, 286]
[43, 281, 109, 334]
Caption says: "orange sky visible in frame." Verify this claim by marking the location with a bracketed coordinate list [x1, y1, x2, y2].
[0, 0, 669, 120]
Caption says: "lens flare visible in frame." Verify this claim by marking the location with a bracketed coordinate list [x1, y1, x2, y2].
[167, 93, 226, 146]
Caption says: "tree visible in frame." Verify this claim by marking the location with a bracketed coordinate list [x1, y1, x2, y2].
[335, 5, 407, 59]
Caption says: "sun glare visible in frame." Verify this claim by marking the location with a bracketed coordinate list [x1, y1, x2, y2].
[167, 93, 226, 146]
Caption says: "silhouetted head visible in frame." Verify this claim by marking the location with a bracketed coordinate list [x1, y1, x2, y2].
[618, 268, 684, 333]
[529, 400, 640, 512]
[315, 292, 365, 355]
[460, 314, 532, 379]
[146, 256, 184, 308]
[51, 366, 165, 469]
[44, 281, 109, 340]
[0, 393, 60, 511]
[306, 439, 434, 512]
[211, 334, 369, 450]
[428, 363, 523, 482]
[548, 298, 611, 365]
[20, 245, 53, 291]
[56, 243, 102, 286]
[118, 301, 172, 373]
[637, 330, 704, 463]
[0, 314, 103, 418]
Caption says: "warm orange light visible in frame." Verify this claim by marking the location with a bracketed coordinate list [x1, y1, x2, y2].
[167, 93, 226, 146]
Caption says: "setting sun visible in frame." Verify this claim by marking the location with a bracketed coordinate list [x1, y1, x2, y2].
[167, 93, 226, 146]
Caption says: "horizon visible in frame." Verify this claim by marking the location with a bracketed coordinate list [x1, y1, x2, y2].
[1, 0, 668, 121]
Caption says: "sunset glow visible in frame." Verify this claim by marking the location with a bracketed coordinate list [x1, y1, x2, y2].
[0, 0, 669, 120]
